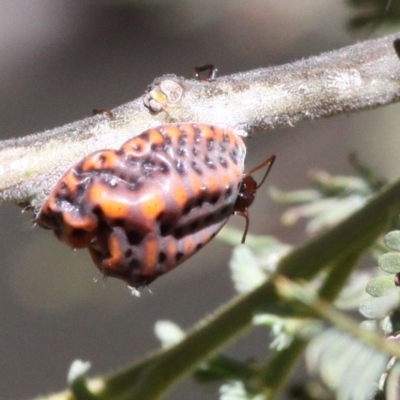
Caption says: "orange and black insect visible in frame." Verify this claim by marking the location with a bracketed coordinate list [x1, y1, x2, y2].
[38, 123, 274, 288]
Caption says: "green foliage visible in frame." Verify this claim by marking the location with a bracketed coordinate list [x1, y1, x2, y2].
[270, 161, 383, 234]
[299, 225, 400, 400]
[361, 230, 400, 331]
[306, 328, 388, 400]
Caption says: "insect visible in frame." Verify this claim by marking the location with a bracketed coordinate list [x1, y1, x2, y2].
[37, 123, 274, 289]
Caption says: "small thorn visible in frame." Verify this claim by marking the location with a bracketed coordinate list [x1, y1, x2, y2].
[128, 286, 141, 297]
[194, 64, 218, 81]
[92, 108, 114, 118]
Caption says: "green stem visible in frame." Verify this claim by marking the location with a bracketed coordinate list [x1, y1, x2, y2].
[258, 250, 363, 399]
[262, 338, 309, 400]
[193, 354, 257, 382]
[278, 276, 400, 358]
[255, 178, 400, 399]
[100, 280, 282, 399]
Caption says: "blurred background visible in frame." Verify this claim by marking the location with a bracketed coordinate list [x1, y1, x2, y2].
[0, 1, 398, 399]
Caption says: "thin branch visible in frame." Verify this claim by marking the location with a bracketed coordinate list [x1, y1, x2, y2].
[1, 32, 400, 211]
[259, 250, 363, 398]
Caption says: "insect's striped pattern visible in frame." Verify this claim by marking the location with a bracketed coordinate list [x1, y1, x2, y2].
[38, 123, 249, 288]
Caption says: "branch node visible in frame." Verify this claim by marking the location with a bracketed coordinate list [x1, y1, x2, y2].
[144, 74, 184, 113]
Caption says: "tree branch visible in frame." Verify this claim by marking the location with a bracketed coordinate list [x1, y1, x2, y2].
[1, 32, 400, 211]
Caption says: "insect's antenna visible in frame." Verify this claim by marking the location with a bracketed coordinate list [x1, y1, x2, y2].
[244, 155, 276, 189]
[234, 211, 250, 244]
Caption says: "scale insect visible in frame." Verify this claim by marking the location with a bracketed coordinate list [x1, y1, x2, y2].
[38, 123, 274, 288]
